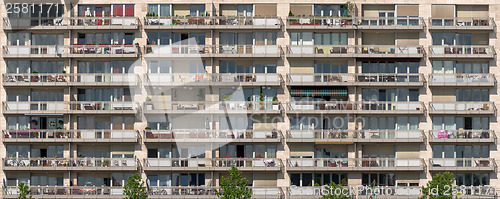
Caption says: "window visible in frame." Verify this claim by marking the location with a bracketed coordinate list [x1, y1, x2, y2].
[7, 33, 29, 46]
[7, 61, 63, 73]
[147, 32, 171, 45]
[290, 116, 348, 130]
[147, 60, 171, 73]
[148, 173, 204, 187]
[314, 4, 341, 16]
[189, 5, 206, 16]
[362, 116, 418, 130]
[148, 4, 171, 16]
[31, 34, 64, 45]
[456, 89, 489, 101]
[220, 61, 276, 73]
[79, 33, 134, 45]
[432, 33, 476, 45]
[432, 116, 489, 130]
[362, 62, 418, 73]
[362, 173, 396, 186]
[433, 145, 489, 158]
[291, 173, 348, 186]
[314, 33, 347, 45]
[455, 173, 489, 186]
[314, 62, 348, 73]
[77, 88, 131, 101]
[236, 5, 253, 16]
[290, 32, 313, 45]
[362, 88, 419, 101]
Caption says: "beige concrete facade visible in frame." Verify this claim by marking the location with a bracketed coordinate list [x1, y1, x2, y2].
[0, 0, 499, 198]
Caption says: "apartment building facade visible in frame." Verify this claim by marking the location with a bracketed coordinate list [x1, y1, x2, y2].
[0, 0, 498, 198]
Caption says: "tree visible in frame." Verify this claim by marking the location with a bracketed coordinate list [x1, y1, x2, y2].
[17, 182, 32, 199]
[420, 172, 455, 199]
[123, 173, 148, 199]
[215, 166, 252, 199]
[320, 181, 351, 199]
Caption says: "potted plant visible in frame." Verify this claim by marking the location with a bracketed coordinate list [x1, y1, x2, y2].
[272, 96, 279, 110]
[246, 97, 253, 110]
[197, 90, 205, 110]
[220, 92, 233, 110]
[145, 97, 153, 110]
[145, 127, 153, 138]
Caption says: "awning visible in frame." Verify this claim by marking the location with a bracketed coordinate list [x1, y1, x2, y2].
[290, 88, 347, 96]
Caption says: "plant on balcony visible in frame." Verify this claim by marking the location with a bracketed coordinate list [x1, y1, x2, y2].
[320, 181, 351, 199]
[123, 173, 148, 199]
[420, 172, 455, 199]
[288, 11, 294, 17]
[18, 182, 32, 199]
[32, 71, 37, 73]
[259, 92, 264, 110]
[215, 166, 251, 199]
[61, 70, 66, 73]
[344, 1, 355, 17]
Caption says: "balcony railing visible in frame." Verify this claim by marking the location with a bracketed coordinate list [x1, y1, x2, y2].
[148, 186, 283, 196]
[145, 16, 281, 27]
[70, 44, 138, 55]
[2, 45, 64, 56]
[145, 158, 282, 168]
[429, 73, 495, 86]
[3, 186, 124, 196]
[3, 157, 136, 168]
[429, 102, 495, 114]
[215, 45, 282, 56]
[144, 45, 212, 56]
[287, 16, 355, 27]
[286, 73, 424, 84]
[144, 101, 281, 112]
[287, 45, 355, 55]
[70, 16, 139, 27]
[430, 158, 495, 169]
[286, 130, 423, 141]
[358, 45, 424, 56]
[144, 129, 281, 141]
[2, 101, 135, 112]
[3, 17, 67, 29]
[356, 73, 424, 83]
[359, 17, 422, 27]
[429, 17, 493, 28]
[145, 73, 282, 84]
[429, 130, 495, 142]
[287, 101, 424, 112]
[3, 73, 138, 85]
[288, 158, 423, 168]
[429, 45, 495, 56]
[2, 129, 137, 141]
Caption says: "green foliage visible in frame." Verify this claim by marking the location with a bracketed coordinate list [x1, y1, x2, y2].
[320, 181, 351, 199]
[420, 172, 455, 199]
[123, 173, 148, 199]
[272, 96, 278, 101]
[340, 178, 348, 186]
[344, 1, 355, 16]
[215, 166, 252, 199]
[221, 92, 233, 101]
[259, 93, 264, 101]
[288, 11, 294, 17]
[18, 182, 32, 199]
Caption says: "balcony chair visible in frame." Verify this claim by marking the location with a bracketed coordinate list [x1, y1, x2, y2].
[477, 103, 488, 111]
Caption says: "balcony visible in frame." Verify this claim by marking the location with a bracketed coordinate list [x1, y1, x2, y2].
[286, 130, 424, 143]
[429, 102, 495, 115]
[429, 74, 495, 87]
[429, 17, 494, 30]
[144, 45, 212, 57]
[358, 17, 424, 29]
[428, 45, 495, 59]
[3, 17, 68, 30]
[357, 45, 424, 58]
[69, 44, 139, 58]
[145, 73, 282, 86]
[2, 45, 65, 58]
[286, 17, 356, 29]
[286, 101, 425, 115]
[148, 186, 283, 198]
[69, 17, 139, 29]
[429, 130, 495, 143]
[286, 45, 355, 57]
[215, 45, 282, 58]
[287, 158, 424, 171]
[144, 16, 282, 29]
[429, 158, 495, 171]
[3, 157, 136, 171]
[3, 73, 139, 87]
[144, 158, 282, 172]
[144, 129, 282, 143]
[2, 101, 135, 114]
[286, 73, 424, 86]
[144, 101, 281, 114]
[2, 129, 138, 143]
[3, 186, 124, 197]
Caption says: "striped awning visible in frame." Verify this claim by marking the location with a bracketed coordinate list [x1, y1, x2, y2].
[290, 88, 348, 96]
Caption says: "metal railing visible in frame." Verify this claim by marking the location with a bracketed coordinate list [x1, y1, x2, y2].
[145, 158, 281, 168]
[286, 73, 424, 83]
[3, 157, 136, 168]
[288, 158, 423, 168]
[144, 129, 281, 140]
[430, 158, 494, 168]
[286, 129, 423, 140]
[3, 186, 124, 196]
[3, 17, 67, 28]
[145, 16, 281, 27]
[429, 74, 495, 85]
[144, 45, 212, 56]
[145, 73, 282, 84]
[429, 17, 493, 27]
[287, 101, 424, 112]
[70, 16, 139, 27]
[429, 45, 494, 55]
[429, 130, 495, 141]
[358, 45, 423, 55]
[148, 186, 283, 196]
[356, 73, 424, 83]
[287, 45, 355, 55]
[429, 102, 495, 112]
[3, 73, 137, 84]
[2, 45, 64, 55]
[215, 45, 282, 55]
[2, 101, 135, 112]
[2, 129, 136, 140]
[144, 101, 281, 111]
[70, 44, 138, 55]
[359, 17, 422, 26]
[287, 16, 355, 27]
